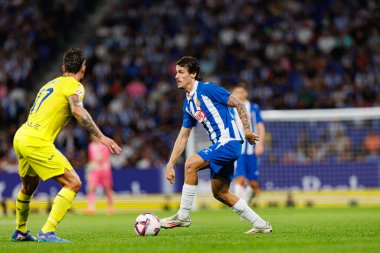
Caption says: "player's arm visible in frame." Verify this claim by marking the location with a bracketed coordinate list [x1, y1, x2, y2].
[68, 94, 122, 155]
[228, 94, 259, 145]
[166, 126, 192, 184]
[255, 122, 265, 156]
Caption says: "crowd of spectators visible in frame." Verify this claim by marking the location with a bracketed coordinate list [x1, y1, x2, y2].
[0, 0, 98, 171]
[1, 0, 380, 172]
[278, 120, 380, 165]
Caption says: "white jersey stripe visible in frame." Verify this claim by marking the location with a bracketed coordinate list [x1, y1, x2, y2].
[202, 95, 227, 142]
[231, 120, 242, 142]
[251, 110, 257, 132]
[189, 100, 196, 115]
[194, 90, 215, 141]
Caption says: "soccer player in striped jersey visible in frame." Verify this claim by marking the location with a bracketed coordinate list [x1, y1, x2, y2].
[231, 83, 265, 205]
[160, 56, 272, 234]
[11, 48, 121, 242]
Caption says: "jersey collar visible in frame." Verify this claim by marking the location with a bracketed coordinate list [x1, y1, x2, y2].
[187, 80, 199, 100]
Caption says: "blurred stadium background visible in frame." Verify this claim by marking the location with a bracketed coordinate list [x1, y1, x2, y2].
[1, 0, 380, 215]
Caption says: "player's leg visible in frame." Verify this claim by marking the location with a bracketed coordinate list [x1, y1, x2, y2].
[245, 154, 260, 204]
[160, 154, 208, 228]
[105, 185, 113, 215]
[184, 154, 209, 185]
[20, 142, 82, 242]
[179, 154, 208, 219]
[85, 169, 98, 215]
[17, 175, 40, 232]
[211, 176, 239, 206]
[11, 174, 40, 242]
[211, 177, 271, 233]
[11, 137, 38, 242]
[209, 140, 271, 233]
[234, 156, 247, 202]
[246, 180, 260, 203]
[86, 177, 96, 215]
[40, 168, 82, 235]
[234, 141, 247, 201]
[103, 169, 114, 215]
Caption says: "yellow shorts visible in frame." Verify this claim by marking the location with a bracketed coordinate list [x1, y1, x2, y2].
[13, 135, 73, 181]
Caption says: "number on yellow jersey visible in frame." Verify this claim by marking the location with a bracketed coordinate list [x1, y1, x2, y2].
[30, 88, 54, 114]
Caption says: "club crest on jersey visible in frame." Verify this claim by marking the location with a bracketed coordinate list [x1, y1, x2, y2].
[194, 110, 206, 123]
[195, 98, 202, 107]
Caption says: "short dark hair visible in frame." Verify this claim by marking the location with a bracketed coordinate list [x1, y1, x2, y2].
[63, 48, 85, 74]
[176, 56, 201, 80]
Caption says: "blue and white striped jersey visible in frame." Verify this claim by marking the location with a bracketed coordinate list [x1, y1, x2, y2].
[182, 81, 243, 144]
[232, 101, 263, 155]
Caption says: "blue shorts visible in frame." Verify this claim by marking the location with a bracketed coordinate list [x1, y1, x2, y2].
[234, 153, 259, 180]
[197, 140, 242, 182]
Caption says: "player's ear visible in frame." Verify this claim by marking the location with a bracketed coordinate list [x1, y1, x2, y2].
[62, 65, 65, 73]
[81, 60, 86, 73]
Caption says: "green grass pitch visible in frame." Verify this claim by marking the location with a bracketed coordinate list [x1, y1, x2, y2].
[1, 207, 380, 253]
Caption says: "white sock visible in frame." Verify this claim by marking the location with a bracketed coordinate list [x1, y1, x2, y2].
[245, 186, 256, 203]
[178, 184, 197, 220]
[231, 199, 266, 228]
[234, 184, 247, 202]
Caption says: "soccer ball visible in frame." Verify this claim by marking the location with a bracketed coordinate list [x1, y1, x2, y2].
[134, 212, 161, 236]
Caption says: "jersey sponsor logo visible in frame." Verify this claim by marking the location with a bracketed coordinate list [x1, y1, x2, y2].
[202, 147, 212, 154]
[194, 110, 206, 123]
[75, 88, 84, 97]
[26, 121, 41, 129]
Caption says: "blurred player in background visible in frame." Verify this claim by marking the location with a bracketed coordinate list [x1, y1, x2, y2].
[86, 134, 114, 215]
[11, 48, 121, 243]
[160, 56, 272, 234]
[231, 83, 265, 205]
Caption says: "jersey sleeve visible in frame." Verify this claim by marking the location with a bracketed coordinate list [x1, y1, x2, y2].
[182, 107, 197, 128]
[252, 104, 263, 123]
[63, 80, 85, 101]
[228, 107, 236, 119]
[202, 83, 231, 105]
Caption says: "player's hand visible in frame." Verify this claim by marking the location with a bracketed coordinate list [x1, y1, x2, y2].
[166, 164, 175, 184]
[255, 144, 264, 156]
[98, 135, 122, 155]
[245, 130, 259, 145]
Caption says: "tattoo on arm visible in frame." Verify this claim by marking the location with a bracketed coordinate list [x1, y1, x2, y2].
[228, 95, 251, 131]
[79, 111, 103, 138]
[68, 95, 103, 138]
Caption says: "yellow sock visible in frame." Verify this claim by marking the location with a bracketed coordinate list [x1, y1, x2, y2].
[16, 191, 33, 233]
[41, 188, 76, 233]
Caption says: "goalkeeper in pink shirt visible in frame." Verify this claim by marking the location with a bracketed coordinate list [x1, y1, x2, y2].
[85, 135, 114, 215]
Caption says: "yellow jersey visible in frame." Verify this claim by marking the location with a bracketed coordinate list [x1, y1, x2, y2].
[17, 76, 85, 143]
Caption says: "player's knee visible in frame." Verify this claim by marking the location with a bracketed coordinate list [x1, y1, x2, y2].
[22, 178, 40, 195]
[249, 181, 259, 189]
[212, 191, 221, 201]
[212, 190, 227, 202]
[70, 178, 82, 193]
[22, 185, 37, 195]
[235, 177, 245, 186]
[184, 160, 197, 175]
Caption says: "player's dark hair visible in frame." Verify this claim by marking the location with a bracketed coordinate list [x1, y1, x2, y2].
[63, 48, 85, 74]
[176, 56, 201, 80]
